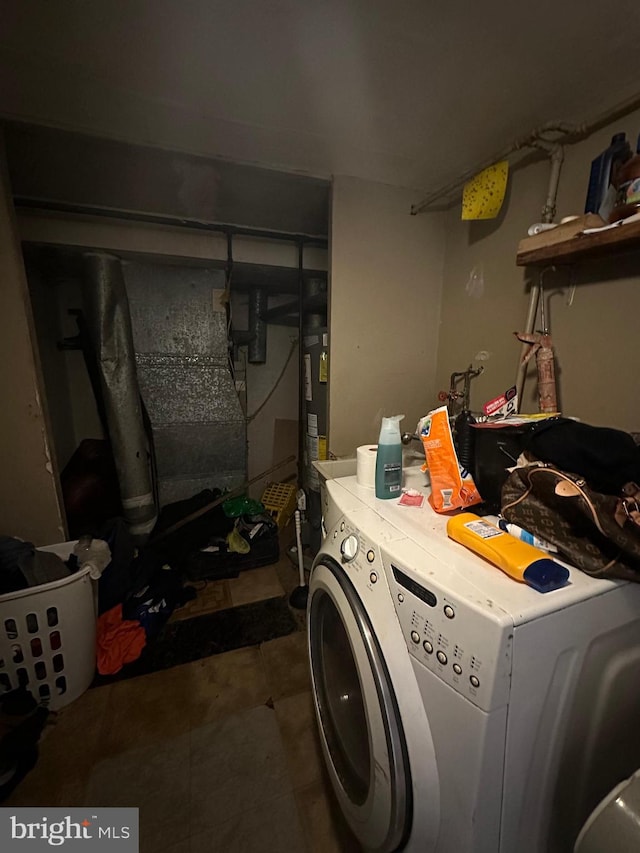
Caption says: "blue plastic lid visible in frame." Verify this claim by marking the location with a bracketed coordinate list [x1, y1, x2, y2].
[523, 559, 570, 593]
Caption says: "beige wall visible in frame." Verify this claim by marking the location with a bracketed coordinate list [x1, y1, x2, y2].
[436, 109, 640, 432]
[25, 263, 80, 470]
[0, 141, 65, 544]
[329, 176, 445, 457]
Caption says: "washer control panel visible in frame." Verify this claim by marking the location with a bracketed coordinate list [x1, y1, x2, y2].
[382, 538, 513, 712]
[324, 509, 404, 606]
[340, 533, 359, 563]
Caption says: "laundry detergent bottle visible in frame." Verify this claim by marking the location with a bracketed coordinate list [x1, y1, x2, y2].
[375, 414, 404, 499]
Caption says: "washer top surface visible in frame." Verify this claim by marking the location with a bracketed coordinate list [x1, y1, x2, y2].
[327, 475, 625, 626]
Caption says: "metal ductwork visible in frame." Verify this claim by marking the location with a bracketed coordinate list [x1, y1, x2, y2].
[124, 262, 246, 506]
[81, 252, 157, 538]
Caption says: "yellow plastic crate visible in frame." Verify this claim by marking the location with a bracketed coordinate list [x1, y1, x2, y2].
[261, 482, 297, 528]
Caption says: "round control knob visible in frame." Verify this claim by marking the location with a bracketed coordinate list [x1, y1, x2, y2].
[369, 572, 378, 584]
[366, 550, 375, 563]
[453, 663, 462, 675]
[410, 631, 420, 644]
[436, 651, 448, 666]
[340, 535, 359, 563]
[423, 640, 433, 654]
[397, 594, 404, 603]
[444, 605, 455, 619]
[470, 675, 480, 688]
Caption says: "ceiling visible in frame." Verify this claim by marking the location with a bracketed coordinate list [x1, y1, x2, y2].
[2, 1, 640, 195]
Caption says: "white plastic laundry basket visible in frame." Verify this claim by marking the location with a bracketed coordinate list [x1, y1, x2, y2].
[0, 541, 97, 711]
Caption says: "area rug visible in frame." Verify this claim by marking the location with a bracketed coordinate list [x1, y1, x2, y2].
[93, 595, 298, 686]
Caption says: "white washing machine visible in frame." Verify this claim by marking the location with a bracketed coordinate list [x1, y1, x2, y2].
[308, 475, 640, 852]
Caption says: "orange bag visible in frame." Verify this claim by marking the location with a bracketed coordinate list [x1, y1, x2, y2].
[419, 406, 482, 513]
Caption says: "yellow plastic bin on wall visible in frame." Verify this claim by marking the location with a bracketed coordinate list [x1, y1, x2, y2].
[0, 541, 97, 711]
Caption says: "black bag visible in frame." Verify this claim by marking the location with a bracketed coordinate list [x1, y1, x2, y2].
[181, 513, 280, 582]
[472, 421, 545, 512]
[473, 417, 640, 513]
[501, 461, 640, 580]
[526, 418, 640, 496]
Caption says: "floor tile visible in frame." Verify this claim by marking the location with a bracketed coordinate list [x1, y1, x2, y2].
[6, 683, 113, 807]
[156, 841, 189, 853]
[140, 820, 190, 853]
[274, 690, 324, 790]
[169, 580, 232, 622]
[4, 758, 86, 808]
[261, 631, 311, 700]
[190, 704, 285, 771]
[295, 777, 362, 853]
[101, 664, 195, 753]
[190, 705, 290, 832]
[85, 731, 190, 806]
[185, 646, 272, 727]
[228, 565, 285, 607]
[84, 731, 191, 852]
[190, 790, 307, 853]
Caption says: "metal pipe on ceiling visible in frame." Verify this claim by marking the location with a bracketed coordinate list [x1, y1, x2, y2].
[12, 197, 329, 248]
[411, 91, 640, 215]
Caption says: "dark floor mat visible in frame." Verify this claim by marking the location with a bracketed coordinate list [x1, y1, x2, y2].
[93, 595, 298, 686]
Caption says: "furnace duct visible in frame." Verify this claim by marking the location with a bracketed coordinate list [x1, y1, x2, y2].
[82, 252, 157, 538]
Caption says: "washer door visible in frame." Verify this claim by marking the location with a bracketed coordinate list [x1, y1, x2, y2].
[309, 557, 412, 852]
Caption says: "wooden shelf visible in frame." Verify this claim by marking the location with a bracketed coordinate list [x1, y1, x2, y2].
[516, 217, 640, 266]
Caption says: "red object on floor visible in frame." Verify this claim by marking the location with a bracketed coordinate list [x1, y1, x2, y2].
[97, 604, 146, 675]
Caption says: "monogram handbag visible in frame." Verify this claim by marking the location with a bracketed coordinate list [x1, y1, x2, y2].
[501, 461, 640, 581]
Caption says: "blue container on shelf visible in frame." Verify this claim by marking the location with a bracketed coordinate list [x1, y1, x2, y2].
[584, 132, 632, 218]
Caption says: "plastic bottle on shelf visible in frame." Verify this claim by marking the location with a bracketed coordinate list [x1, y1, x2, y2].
[609, 133, 640, 223]
[72, 535, 111, 580]
[375, 415, 404, 499]
[584, 132, 632, 220]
